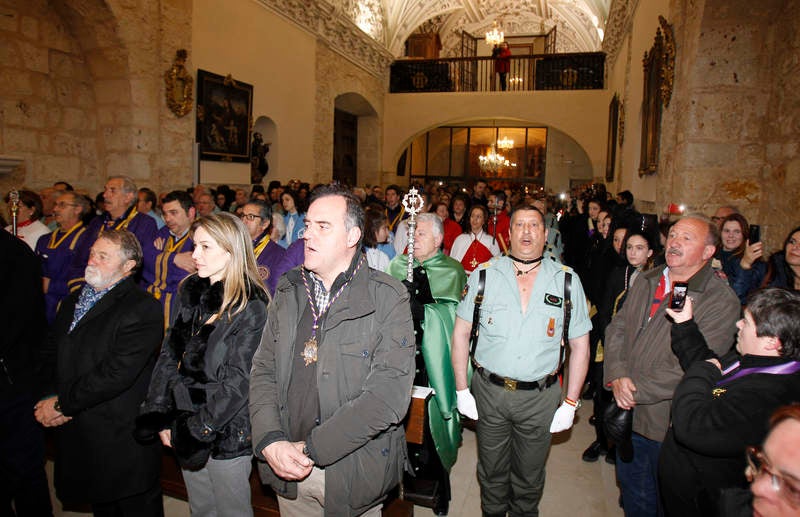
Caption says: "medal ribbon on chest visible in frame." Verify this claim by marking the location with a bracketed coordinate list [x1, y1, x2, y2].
[300, 256, 364, 366]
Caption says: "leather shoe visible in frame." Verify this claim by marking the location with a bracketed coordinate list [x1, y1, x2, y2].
[582, 441, 608, 462]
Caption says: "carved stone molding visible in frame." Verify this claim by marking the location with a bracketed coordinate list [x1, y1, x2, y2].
[602, 0, 639, 68]
[0, 155, 25, 175]
[659, 15, 675, 108]
[254, 0, 394, 78]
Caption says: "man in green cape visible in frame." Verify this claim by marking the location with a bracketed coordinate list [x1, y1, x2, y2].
[386, 212, 467, 516]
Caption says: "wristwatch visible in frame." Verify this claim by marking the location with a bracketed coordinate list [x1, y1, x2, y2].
[564, 397, 582, 410]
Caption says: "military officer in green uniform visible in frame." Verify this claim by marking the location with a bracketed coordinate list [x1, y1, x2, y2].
[451, 204, 592, 517]
[387, 212, 467, 516]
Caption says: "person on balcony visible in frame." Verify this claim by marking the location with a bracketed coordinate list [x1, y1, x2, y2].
[493, 42, 512, 91]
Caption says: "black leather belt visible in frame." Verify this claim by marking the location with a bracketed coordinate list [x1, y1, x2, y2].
[477, 366, 557, 392]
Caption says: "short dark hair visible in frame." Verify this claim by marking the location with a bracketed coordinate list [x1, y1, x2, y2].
[244, 199, 272, 229]
[54, 181, 74, 191]
[491, 190, 507, 204]
[138, 188, 157, 209]
[746, 287, 800, 361]
[385, 184, 402, 197]
[509, 204, 545, 226]
[617, 190, 634, 206]
[162, 190, 194, 213]
[308, 183, 365, 245]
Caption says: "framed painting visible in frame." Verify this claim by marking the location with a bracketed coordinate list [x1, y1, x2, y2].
[639, 16, 674, 176]
[606, 93, 620, 182]
[196, 69, 253, 162]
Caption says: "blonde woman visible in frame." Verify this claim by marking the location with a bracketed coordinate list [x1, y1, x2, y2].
[137, 212, 268, 516]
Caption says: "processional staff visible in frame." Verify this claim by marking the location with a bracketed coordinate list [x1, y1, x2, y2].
[402, 187, 425, 282]
[9, 188, 19, 237]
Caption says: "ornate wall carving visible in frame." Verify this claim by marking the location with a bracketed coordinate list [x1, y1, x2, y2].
[602, 0, 639, 68]
[254, 0, 394, 77]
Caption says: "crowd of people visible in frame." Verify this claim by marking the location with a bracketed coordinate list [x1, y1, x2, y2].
[2, 176, 800, 517]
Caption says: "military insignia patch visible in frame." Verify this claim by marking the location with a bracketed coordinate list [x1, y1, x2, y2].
[461, 283, 469, 300]
[712, 387, 727, 398]
[544, 294, 563, 307]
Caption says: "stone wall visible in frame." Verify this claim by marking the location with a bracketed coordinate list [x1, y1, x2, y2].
[0, 0, 100, 195]
[0, 0, 194, 200]
[659, 0, 799, 250]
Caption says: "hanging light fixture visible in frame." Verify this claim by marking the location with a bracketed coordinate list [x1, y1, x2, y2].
[485, 21, 505, 46]
[497, 136, 514, 149]
[479, 144, 512, 173]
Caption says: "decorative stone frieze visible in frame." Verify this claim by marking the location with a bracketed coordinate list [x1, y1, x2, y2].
[254, 0, 393, 78]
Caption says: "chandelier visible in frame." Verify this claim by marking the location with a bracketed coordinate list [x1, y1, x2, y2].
[485, 21, 504, 46]
[479, 144, 515, 173]
[497, 136, 514, 150]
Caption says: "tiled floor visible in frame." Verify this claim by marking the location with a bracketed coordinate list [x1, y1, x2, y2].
[50, 405, 623, 516]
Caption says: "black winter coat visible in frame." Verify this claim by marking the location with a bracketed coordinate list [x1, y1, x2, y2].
[139, 275, 268, 467]
[44, 277, 164, 504]
[659, 321, 800, 516]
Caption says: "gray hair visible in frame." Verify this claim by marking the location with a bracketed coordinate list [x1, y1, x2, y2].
[417, 212, 443, 239]
[98, 229, 143, 270]
[108, 175, 138, 195]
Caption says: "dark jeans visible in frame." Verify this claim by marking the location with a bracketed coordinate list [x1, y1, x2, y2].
[616, 433, 663, 517]
[0, 393, 53, 517]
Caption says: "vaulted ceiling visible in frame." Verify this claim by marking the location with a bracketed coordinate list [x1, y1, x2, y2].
[336, 0, 611, 56]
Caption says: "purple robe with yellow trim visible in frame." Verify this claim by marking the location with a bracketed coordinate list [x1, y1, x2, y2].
[69, 207, 157, 292]
[35, 224, 90, 324]
[252, 232, 285, 295]
[142, 225, 194, 325]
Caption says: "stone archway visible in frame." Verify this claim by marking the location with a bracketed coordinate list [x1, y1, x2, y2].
[333, 92, 379, 187]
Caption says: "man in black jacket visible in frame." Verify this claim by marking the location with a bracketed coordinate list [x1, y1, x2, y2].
[35, 230, 164, 516]
[0, 229, 52, 516]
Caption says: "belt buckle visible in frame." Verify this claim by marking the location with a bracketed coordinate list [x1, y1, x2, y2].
[503, 378, 517, 391]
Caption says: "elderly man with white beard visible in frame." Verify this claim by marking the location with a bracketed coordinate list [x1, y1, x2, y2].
[36, 230, 164, 516]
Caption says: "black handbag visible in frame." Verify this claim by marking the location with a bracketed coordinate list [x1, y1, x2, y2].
[603, 401, 633, 462]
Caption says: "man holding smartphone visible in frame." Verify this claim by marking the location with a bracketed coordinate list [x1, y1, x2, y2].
[604, 215, 740, 516]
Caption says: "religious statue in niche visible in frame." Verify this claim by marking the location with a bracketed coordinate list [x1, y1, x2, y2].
[250, 132, 270, 184]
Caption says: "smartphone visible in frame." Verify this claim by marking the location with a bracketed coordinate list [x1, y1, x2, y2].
[749, 224, 761, 244]
[670, 282, 689, 311]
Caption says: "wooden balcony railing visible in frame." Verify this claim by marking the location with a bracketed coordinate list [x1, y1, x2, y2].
[389, 52, 605, 93]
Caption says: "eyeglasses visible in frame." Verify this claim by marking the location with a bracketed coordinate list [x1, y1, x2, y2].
[746, 446, 800, 507]
[240, 213, 262, 222]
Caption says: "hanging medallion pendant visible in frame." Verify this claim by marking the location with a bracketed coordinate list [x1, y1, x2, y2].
[302, 337, 318, 366]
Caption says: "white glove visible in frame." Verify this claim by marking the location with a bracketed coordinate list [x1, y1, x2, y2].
[549, 402, 577, 433]
[456, 389, 479, 420]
